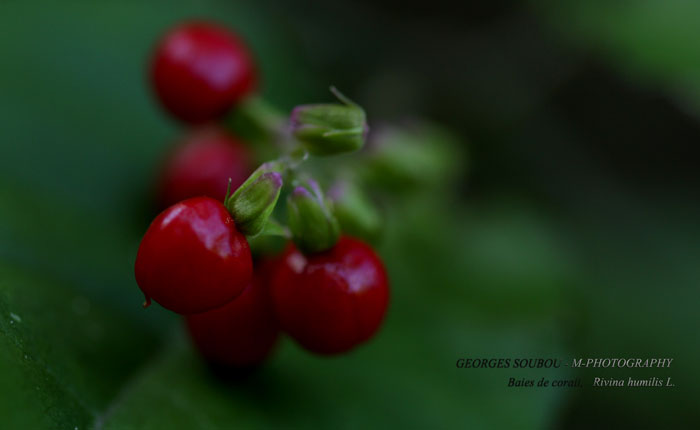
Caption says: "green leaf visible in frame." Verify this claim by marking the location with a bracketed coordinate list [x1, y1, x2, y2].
[0, 263, 163, 429]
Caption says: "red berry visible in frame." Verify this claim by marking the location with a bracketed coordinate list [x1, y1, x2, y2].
[271, 237, 389, 355]
[135, 197, 252, 314]
[186, 259, 279, 367]
[158, 127, 252, 208]
[150, 21, 257, 123]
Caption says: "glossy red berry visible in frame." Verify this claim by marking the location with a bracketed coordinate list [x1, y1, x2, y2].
[186, 259, 279, 367]
[158, 127, 252, 208]
[135, 197, 252, 314]
[150, 21, 257, 123]
[271, 237, 389, 355]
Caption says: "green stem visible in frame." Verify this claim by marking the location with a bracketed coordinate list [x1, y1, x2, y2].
[226, 96, 286, 144]
[257, 218, 292, 239]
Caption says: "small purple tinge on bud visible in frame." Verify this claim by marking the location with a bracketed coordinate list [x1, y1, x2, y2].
[291, 185, 313, 203]
[288, 105, 307, 129]
[261, 171, 283, 192]
[304, 178, 324, 201]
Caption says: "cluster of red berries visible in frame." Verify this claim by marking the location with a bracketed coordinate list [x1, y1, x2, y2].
[135, 21, 390, 367]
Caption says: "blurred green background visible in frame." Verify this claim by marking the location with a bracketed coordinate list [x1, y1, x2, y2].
[0, 0, 698, 428]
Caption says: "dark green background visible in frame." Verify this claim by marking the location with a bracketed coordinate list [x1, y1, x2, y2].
[0, 1, 698, 428]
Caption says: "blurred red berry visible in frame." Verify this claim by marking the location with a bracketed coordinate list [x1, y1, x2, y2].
[186, 259, 279, 367]
[158, 127, 252, 208]
[150, 21, 257, 123]
[135, 197, 252, 314]
[271, 237, 389, 355]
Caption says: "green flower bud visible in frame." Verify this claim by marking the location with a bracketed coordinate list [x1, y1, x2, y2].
[225, 162, 284, 236]
[290, 87, 368, 156]
[364, 122, 466, 192]
[328, 180, 382, 243]
[287, 179, 340, 254]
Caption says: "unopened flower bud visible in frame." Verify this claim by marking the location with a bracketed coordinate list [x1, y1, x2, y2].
[290, 87, 368, 156]
[364, 122, 465, 192]
[287, 179, 340, 253]
[328, 181, 382, 242]
[225, 163, 284, 236]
